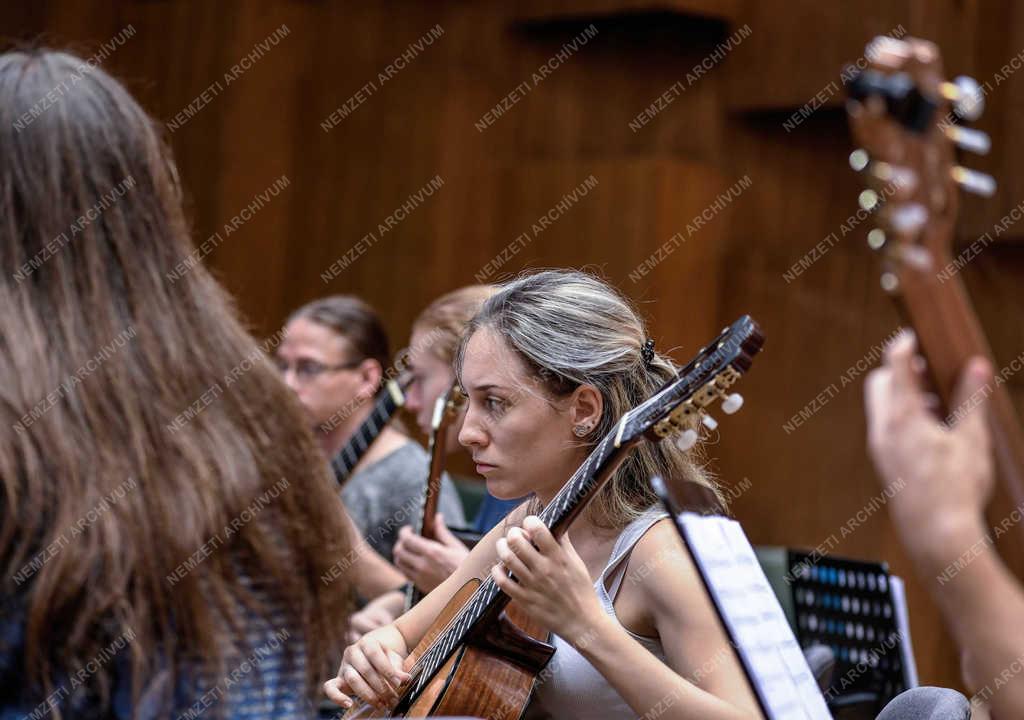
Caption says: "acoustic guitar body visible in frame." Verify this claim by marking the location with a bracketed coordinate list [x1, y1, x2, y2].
[345, 579, 554, 718]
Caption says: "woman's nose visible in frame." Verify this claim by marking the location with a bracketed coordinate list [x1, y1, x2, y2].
[458, 408, 486, 448]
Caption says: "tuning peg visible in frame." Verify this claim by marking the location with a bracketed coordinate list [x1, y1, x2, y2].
[880, 272, 900, 293]
[951, 166, 996, 196]
[868, 161, 895, 183]
[867, 228, 886, 250]
[940, 76, 985, 122]
[721, 393, 744, 415]
[849, 149, 870, 172]
[651, 475, 668, 498]
[858, 189, 881, 212]
[675, 429, 699, 451]
[888, 203, 928, 233]
[701, 414, 719, 431]
[943, 125, 991, 155]
[895, 244, 934, 271]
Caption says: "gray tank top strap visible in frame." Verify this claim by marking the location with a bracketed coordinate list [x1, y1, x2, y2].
[599, 507, 670, 603]
[531, 508, 671, 719]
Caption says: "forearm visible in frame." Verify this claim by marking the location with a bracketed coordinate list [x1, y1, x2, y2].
[576, 614, 752, 720]
[354, 540, 406, 597]
[914, 523, 1024, 718]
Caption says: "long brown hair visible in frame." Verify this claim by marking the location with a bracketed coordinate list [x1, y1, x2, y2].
[0, 49, 351, 715]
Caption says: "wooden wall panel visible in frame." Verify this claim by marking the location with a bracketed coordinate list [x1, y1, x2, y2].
[515, 0, 741, 24]
[726, 0, 980, 111]
[10, 0, 1024, 695]
[712, 108, 962, 688]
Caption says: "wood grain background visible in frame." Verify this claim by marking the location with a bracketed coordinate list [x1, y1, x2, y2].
[9, 0, 1024, 692]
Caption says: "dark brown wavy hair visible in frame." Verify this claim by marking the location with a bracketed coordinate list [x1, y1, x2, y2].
[0, 49, 351, 716]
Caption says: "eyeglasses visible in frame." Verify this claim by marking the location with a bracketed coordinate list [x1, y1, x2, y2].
[273, 356, 362, 383]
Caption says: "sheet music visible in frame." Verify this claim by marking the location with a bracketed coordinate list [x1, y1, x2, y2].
[676, 512, 832, 720]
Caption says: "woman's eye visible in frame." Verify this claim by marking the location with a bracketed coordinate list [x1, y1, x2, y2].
[485, 396, 506, 414]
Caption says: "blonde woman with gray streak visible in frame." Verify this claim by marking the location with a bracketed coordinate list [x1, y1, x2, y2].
[326, 270, 762, 719]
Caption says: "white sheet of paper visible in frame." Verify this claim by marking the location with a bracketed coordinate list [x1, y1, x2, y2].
[676, 512, 832, 720]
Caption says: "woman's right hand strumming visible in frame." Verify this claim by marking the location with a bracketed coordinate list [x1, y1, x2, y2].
[324, 624, 412, 711]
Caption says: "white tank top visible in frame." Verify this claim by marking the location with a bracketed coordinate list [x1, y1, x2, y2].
[529, 507, 670, 720]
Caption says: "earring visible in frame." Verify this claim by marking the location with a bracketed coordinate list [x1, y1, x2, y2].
[573, 424, 590, 437]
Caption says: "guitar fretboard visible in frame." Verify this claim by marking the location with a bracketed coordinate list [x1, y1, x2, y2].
[406, 394, 453, 610]
[407, 431, 625, 700]
[330, 382, 404, 484]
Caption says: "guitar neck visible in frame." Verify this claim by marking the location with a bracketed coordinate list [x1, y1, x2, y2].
[331, 381, 404, 484]
[537, 433, 638, 535]
[404, 419, 451, 611]
[404, 431, 635, 703]
[898, 260, 1024, 533]
[842, 34, 1024, 553]
[416, 422, 449, 540]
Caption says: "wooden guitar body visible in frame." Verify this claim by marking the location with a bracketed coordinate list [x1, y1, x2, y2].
[346, 579, 554, 718]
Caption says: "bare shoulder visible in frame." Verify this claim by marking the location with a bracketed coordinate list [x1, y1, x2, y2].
[626, 517, 706, 614]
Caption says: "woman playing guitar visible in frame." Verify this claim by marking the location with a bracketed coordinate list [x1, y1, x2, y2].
[324, 270, 761, 719]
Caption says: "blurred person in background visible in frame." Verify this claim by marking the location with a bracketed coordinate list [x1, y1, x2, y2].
[276, 295, 465, 562]
[348, 285, 524, 640]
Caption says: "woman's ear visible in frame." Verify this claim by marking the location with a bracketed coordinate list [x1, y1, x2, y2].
[568, 384, 603, 434]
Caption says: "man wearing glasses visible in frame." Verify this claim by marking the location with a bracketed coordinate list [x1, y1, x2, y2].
[275, 295, 465, 564]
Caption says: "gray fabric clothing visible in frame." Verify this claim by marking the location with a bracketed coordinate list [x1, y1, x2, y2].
[531, 507, 670, 720]
[340, 442, 466, 562]
[877, 687, 970, 720]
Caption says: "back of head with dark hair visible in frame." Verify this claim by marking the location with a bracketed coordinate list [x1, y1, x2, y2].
[289, 295, 391, 373]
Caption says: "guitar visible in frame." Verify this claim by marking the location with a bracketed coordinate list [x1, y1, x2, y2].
[844, 36, 1024, 562]
[405, 383, 467, 610]
[341, 315, 764, 718]
[331, 377, 409, 485]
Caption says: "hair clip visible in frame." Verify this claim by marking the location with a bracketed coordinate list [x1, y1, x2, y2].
[641, 338, 656, 368]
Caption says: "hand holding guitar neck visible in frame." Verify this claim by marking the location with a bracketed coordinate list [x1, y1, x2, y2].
[845, 36, 1024, 559]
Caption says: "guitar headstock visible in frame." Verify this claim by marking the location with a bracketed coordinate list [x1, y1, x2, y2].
[430, 382, 467, 434]
[845, 36, 993, 293]
[617, 316, 764, 452]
